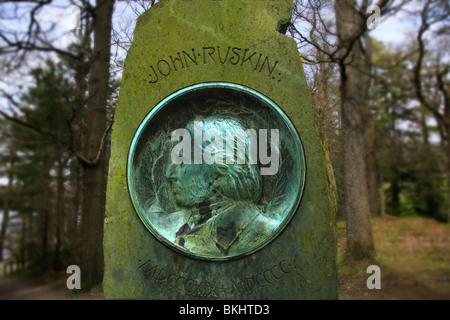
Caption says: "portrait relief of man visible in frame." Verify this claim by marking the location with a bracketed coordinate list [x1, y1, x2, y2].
[146, 117, 279, 258]
[129, 83, 305, 261]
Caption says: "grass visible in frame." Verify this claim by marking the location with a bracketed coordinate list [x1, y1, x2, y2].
[338, 215, 450, 300]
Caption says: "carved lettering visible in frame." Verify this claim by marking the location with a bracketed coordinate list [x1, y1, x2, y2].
[182, 49, 198, 67]
[142, 260, 158, 277]
[255, 273, 267, 288]
[175, 276, 187, 293]
[167, 274, 178, 289]
[169, 53, 185, 71]
[254, 54, 263, 71]
[157, 59, 171, 76]
[147, 45, 281, 84]
[155, 267, 168, 282]
[229, 47, 241, 65]
[230, 278, 245, 296]
[280, 260, 291, 273]
[185, 279, 199, 295]
[259, 56, 279, 76]
[271, 264, 283, 280]
[240, 49, 257, 68]
[202, 46, 216, 64]
[148, 65, 159, 84]
[263, 269, 274, 284]
[138, 258, 293, 297]
[217, 46, 231, 64]
[243, 277, 256, 293]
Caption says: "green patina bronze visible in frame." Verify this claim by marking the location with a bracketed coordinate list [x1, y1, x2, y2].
[127, 83, 305, 260]
[104, 0, 338, 300]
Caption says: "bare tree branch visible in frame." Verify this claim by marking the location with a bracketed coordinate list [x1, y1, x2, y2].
[413, 0, 450, 126]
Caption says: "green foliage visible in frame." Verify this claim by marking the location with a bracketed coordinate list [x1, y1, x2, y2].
[370, 43, 448, 222]
[0, 57, 85, 273]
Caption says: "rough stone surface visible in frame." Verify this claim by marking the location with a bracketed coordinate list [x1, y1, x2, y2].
[104, 0, 338, 299]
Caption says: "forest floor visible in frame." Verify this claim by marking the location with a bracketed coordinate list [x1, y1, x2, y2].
[0, 273, 103, 300]
[338, 215, 450, 300]
[0, 215, 449, 300]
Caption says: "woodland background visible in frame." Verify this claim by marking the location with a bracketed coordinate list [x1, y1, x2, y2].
[0, 0, 448, 297]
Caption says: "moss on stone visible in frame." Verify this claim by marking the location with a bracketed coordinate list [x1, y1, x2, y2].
[104, 0, 338, 300]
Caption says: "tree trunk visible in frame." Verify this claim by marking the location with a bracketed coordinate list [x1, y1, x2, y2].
[446, 126, 450, 223]
[40, 184, 50, 271]
[335, 0, 375, 259]
[0, 151, 14, 262]
[69, 27, 90, 261]
[80, 0, 114, 290]
[19, 212, 30, 269]
[0, 141, 16, 261]
[447, 169, 450, 223]
[365, 109, 378, 216]
[362, 33, 378, 217]
[379, 174, 386, 216]
[54, 157, 65, 271]
[68, 156, 81, 257]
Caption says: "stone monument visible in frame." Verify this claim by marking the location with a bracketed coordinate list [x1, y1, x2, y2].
[104, 0, 338, 299]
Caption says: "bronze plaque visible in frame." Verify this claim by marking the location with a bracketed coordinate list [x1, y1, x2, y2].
[127, 82, 306, 261]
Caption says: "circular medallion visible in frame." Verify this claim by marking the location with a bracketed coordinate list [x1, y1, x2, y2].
[127, 82, 306, 260]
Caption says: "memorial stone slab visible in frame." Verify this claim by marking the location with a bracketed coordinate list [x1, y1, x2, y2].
[104, 0, 338, 299]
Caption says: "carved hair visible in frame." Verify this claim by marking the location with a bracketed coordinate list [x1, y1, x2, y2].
[185, 117, 263, 203]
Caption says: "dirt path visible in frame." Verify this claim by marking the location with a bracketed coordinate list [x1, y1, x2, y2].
[337, 216, 450, 300]
[0, 276, 103, 300]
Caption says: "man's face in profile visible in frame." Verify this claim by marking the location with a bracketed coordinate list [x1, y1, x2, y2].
[165, 162, 215, 208]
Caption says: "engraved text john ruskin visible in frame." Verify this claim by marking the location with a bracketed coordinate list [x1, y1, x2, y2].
[148, 46, 281, 84]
